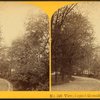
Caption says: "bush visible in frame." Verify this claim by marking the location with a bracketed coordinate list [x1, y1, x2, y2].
[9, 67, 49, 91]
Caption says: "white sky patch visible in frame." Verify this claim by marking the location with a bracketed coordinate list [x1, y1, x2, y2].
[0, 2, 43, 46]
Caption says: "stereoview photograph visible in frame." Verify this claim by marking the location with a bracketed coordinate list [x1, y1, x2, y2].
[51, 2, 100, 91]
[0, 2, 49, 91]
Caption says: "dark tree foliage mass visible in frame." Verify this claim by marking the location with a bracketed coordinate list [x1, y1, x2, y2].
[51, 4, 94, 83]
[7, 13, 49, 90]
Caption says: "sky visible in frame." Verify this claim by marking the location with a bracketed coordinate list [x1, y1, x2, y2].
[0, 2, 100, 47]
[0, 2, 43, 46]
[76, 2, 100, 46]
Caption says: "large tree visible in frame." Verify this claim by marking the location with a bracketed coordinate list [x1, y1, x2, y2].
[8, 13, 49, 90]
[51, 4, 94, 82]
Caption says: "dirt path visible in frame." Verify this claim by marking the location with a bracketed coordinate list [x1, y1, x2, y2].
[0, 78, 13, 91]
[52, 76, 100, 91]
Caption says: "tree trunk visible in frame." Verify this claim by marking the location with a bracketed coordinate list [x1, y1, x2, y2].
[67, 65, 73, 80]
[55, 72, 58, 83]
[61, 73, 65, 81]
[60, 67, 65, 81]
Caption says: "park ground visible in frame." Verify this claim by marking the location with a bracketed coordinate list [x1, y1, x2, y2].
[52, 76, 100, 91]
[0, 78, 13, 91]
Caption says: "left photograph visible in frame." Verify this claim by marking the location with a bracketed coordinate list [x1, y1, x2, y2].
[0, 2, 49, 91]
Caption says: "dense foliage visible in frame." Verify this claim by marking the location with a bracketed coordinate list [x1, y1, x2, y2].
[51, 4, 94, 82]
[7, 13, 49, 90]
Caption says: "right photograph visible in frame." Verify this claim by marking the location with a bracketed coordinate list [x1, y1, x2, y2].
[51, 2, 100, 91]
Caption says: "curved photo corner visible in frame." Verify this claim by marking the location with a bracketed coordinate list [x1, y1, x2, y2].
[51, 2, 100, 91]
[0, 2, 49, 91]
